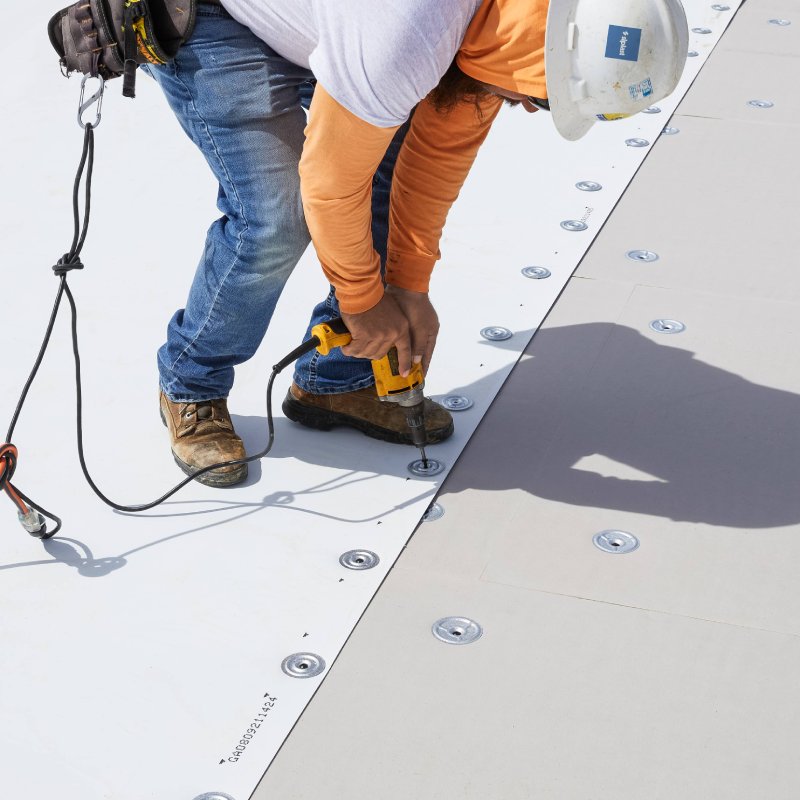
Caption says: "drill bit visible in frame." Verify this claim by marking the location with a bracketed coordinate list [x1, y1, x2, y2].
[403, 402, 429, 468]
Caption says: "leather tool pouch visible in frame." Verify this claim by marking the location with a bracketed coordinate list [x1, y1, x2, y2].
[48, 0, 196, 96]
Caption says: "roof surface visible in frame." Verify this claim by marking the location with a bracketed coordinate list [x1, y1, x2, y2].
[254, 3, 800, 798]
[3, 2, 796, 798]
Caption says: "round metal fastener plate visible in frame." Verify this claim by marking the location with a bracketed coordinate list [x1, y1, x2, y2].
[643, 106, 661, 114]
[560, 220, 588, 231]
[687, 50, 700, 57]
[769, 18, 791, 26]
[339, 550, 380, 570]
[748, 99, 774, 108]
[423, 502, 445, 522]
[625, 138, 650, 148]
[576, 180, 602, 192]
[281, 653, 326, 679]
[662, 127, 680, 135]
[408, 458, 446, 477]
[627, 249, 659, 263]
[522, 266, 552, 279]
[441, 394, 474, 411]
[481, 326, 513, 341]
[692, 27, 713, 34]
[650, 319, 686, 334]
[193, 794, 236, 800]
[432, 617, 483, 645]
[712, 4, 730, 10]
[593, 530, 640, 554]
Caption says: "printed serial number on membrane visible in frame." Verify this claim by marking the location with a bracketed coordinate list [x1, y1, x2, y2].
[224, 693, 278, 763]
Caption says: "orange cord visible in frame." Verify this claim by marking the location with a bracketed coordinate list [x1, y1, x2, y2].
[0, 444, 29, 515]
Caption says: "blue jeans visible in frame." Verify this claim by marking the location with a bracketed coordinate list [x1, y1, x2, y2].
[144, 3, 409, 401]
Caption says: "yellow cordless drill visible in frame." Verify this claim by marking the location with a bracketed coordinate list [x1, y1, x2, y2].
[311, 318, 429, 465]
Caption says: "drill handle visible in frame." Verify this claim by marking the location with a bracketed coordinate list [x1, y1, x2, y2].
[312, 317, 352, 355]
[311, 318, 425, 398]
[273, 318, 351, 372]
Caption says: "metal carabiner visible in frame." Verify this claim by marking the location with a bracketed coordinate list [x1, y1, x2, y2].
[78, 74, 105, 129]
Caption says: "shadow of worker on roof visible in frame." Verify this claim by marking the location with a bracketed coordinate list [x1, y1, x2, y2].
[442, 322, 800, 529]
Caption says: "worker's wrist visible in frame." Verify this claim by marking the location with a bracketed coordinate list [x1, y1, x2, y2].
[385, 274, 431, 295]
[385, 284, 428, 299]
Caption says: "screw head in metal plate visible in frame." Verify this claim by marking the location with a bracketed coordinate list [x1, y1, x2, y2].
[650, 319, 686, 334]
[423, 502, 445, 522]
[441, 394, 474, 411]
[642, 106, 661, 114]
[521, 266, 552, 280]
[625, 138, 650, 148]
[687, 50, 700, 57]
[769, 18, 791, 26]
[560, 219, 588, 231]
[193, 794, 236, 800]
[576, 180, 602, 192]
[626, 250, 659, 263]
[692, 27, 713, 34]
[481, 326, 513, 341]
[593, 530, 640, 554]
[281, 652, 326, 679]
[339, 550, 380, 570]
[432, 617, 483, 645]
[194, 795, 236, 800]
[711, 4, 730, 10]
[747, 99, 774, 109]
[662, 126, 680, 135]
[408, 458, 446, 478]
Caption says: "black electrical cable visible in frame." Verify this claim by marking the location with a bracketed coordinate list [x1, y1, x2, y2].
[0, 123, 97, 539]
[2, 123, 320, 540]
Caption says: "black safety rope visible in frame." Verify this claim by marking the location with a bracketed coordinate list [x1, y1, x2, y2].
[0, 123, 96, 539]
[1, 95, 318, 540]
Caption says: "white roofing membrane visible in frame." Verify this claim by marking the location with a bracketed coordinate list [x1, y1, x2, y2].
[0, 3, 743, 798]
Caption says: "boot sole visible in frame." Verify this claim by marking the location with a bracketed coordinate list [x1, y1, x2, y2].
[282, 391, 454, 445]
[171, 452, 248, 488]
[160, 407, 249, 488]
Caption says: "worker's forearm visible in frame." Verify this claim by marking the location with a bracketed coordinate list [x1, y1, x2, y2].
[299, 84, 400, 314]
[386, 93, 503, 292]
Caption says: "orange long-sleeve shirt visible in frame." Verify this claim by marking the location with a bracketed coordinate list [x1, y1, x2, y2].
[298, 0, 547, 314]
[299, 86, 502, 314]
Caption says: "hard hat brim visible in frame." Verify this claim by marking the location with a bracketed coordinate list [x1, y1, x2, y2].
[544, 0, 595, 141]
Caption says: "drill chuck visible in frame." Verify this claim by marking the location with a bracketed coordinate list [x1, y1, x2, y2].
[386, 384, 425, 408]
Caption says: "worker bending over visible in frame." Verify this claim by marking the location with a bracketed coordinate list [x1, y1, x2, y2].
[143, 0, 687, 485]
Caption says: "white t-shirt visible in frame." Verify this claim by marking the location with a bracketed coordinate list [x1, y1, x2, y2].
[220, 0, 483, 127]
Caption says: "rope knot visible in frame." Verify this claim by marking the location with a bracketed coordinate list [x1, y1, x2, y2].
[53, 253, 85, 276]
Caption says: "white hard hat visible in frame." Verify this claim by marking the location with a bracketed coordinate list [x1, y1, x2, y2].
[544, 0, 689, 140]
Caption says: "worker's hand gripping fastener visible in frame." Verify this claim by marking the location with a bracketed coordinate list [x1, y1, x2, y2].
[311, 318, 430, 466]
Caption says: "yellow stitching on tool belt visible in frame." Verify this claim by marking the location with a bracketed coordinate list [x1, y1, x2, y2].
[133, 17, 165, 64]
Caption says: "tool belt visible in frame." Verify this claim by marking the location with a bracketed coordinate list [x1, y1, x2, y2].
[48, 0, 197, 97]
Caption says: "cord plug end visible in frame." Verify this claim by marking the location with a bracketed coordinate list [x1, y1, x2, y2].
[18, 509, 46, 537]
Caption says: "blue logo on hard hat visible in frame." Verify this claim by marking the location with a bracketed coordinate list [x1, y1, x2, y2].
[605, 25, 642, 62]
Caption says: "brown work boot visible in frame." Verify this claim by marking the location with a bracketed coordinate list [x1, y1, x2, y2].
[159, 391, 248, 487]
[282, 383, 454, 445]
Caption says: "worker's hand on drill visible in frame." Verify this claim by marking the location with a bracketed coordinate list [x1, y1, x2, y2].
[385, 284, 439, 375]
[340, 286, 439, 376]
